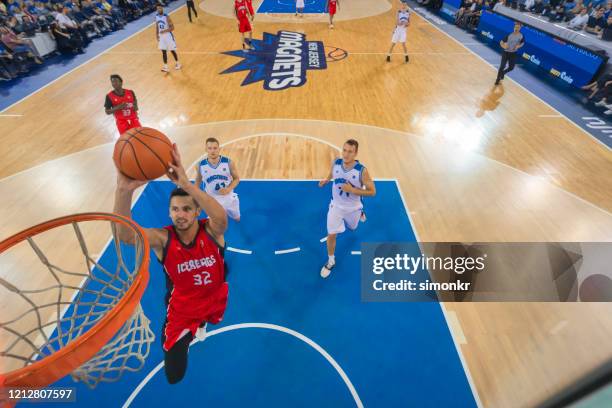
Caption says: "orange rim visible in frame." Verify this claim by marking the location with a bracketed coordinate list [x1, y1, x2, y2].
[0, 213, 150, 388]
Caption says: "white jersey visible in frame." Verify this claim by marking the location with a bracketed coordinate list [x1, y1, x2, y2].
[331, 158, 365, 210]
[397, 9, 410, 28]
[156, 14, 170, 33]
[199, 156, 233, 196]
[156, 14, 177, 50]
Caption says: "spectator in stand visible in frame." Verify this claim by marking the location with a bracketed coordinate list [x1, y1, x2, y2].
[565, 0, 583, 21]
[456, 0, 474, 26]
[55, 6, 90, 45]
[586, 7, 606, 33]
[81, 0, 112, 32]
[49, 21, 83, 53]
[0, 42, 20, 80]
[568, 7, 589, 28]
[69, 4, 101, 37]
[19, 14, 39, 36]
[530, 0, 546, 13]
[0, 25, 42, 62]
[463, 0, 484, 29]
[600, 13, 612, 37]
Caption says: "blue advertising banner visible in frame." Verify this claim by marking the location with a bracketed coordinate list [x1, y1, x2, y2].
[476, 10, 607, 88]
[440, 0, 462, 21]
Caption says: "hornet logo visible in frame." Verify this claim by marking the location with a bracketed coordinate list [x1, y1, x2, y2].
[221, 31, 329, 91]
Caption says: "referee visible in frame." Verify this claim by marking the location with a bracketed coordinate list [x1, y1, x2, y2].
[186, 0, 198, 23]
[495, 22, 525, 85]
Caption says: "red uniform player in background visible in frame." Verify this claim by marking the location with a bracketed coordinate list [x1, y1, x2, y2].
[234, 0, 254, 50]
[327, 0, 339, 29]
[104, 74, 141, 135]
[246, 0, 255, 20]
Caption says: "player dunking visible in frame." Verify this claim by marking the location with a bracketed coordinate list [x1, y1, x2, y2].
[319, 139, 376, 278]
[195, 137, 242, 222]
[386, 2, 410, 63]
[114, 144, 229, 384]
[104, 74, 141, 135]
[155, 5, 181, 72]
[327, 0, 339, 28]
[234, 0, 254, 51]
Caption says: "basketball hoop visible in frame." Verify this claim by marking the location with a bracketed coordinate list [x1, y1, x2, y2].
[0, 213, 154, 398]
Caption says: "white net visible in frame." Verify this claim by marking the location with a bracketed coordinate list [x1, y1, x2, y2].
[0, 214, 155, 389]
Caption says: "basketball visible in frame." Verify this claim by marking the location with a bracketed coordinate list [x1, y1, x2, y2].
[112, 127, 173, 181]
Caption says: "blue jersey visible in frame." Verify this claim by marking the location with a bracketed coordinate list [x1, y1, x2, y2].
[199, 156, 233, 196]
[331, 158, 365, 209]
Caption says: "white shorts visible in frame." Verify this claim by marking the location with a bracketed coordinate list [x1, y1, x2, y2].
[296, 0, 305, 8]
[214, 193, 241, 221]
[326, 201, 362, 235]
[158, 32, 177, 51]
[392, 26, 407, 43]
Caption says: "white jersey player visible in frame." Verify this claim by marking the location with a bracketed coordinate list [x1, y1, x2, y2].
[295, 0, 304, 17]
[386, 2, 410, 63]
[318, 139, 376, 278]
[155, 6, 181, 72]
[195, 138, 241, 221]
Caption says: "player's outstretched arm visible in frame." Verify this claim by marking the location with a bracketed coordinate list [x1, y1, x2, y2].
[166, 144, 228, 239]
[195, 168, 203, 190]
[113, 173, 168, 250]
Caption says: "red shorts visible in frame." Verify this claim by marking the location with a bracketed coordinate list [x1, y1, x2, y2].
[116, 118, 141, 135]
[328, 4, 336, 15]
[162, 283, 229, 351]
[238, 17, 251, 33]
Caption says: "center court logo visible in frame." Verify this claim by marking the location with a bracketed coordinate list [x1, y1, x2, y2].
[221, 31, 342, 91]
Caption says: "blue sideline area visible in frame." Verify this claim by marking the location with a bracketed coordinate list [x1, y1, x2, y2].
[257, 0, 328, 14]
[0, 0, 184, 112]
[407, 2, 612, 149]
[40, 180, 476, 408]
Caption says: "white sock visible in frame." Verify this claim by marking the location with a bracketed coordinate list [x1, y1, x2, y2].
[328, 255, 335, 266]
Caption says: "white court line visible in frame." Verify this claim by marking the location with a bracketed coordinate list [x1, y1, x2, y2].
[410, 7, 611, 151]
[538, 114, 564, 118]
[227, 246, 253, 254]
[0, 114, 23, 117]
[549, 320, 569, 335]
[351, 251, 361, 255]
[0, 5, 186, 114]
[393, 178, 483, 408]
[274, 247, 301, 255]
[121, 323, 364, 408]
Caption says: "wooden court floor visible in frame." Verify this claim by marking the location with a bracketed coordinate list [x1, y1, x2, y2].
[1, 1, 612, 406]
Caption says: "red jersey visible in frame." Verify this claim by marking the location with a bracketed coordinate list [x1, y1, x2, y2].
[235, 0, 248, 20]
[105, 89, 138, 121]
[160, 219, 228, 350]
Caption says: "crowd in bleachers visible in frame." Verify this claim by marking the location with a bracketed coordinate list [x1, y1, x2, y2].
[415, 0, 612, 114]
[0, 0, 168, 81]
